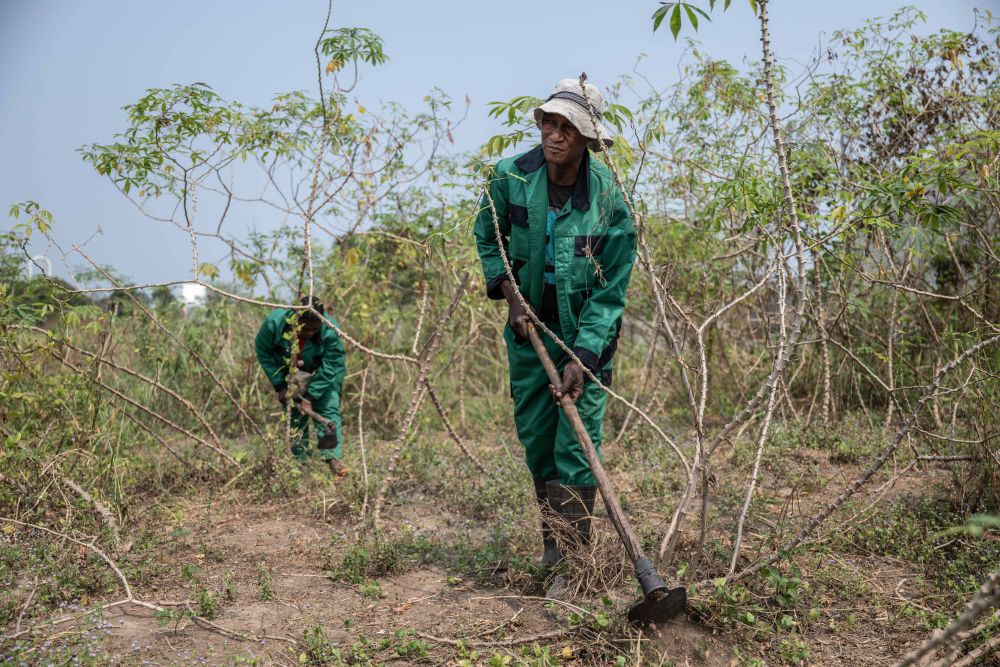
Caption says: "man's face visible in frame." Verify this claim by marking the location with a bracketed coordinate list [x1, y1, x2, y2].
[298, 319, 322, 339]
[540, 112, 588, 169]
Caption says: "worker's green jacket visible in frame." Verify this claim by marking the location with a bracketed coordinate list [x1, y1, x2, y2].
[473, 146, 637, 376]
[254, 308, 346, 403]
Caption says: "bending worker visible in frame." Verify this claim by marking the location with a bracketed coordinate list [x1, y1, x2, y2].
[255, 296, 349, 477]
[473, 77, 637, 566]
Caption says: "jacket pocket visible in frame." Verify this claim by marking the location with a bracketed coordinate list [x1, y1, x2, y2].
[509, 204, 529, 229]
[574, 235, 607, 257]
[509, 204, 530, 260]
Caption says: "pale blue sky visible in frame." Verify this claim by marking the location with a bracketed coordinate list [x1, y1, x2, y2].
[0, 0, 991, 285]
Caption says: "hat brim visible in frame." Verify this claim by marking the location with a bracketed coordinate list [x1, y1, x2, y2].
[533, 101, 614, 152]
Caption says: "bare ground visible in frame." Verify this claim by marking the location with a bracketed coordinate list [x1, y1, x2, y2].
[6, 433, 986, 666]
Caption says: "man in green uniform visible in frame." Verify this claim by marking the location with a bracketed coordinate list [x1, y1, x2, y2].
[255, 296, 349, 477]
[473, 78, 637, 566]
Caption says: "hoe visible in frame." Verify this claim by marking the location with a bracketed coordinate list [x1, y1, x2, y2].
[527, 323, 687, 625]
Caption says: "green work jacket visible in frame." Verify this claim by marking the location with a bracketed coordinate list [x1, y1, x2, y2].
[254, 308, 346, 403]
[473, 145, 637, 374]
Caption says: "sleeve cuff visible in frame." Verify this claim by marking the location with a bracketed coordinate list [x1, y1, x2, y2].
[273, 381, 288, 392]
[573, 346, 601, 374]
[486, 275, 509, 300]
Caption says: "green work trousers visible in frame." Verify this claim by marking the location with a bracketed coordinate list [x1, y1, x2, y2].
[504, 324, 608, 487]
[289, 392, 342, 462]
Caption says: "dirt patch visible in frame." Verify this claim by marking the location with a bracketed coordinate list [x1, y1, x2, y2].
[72, 484, 752, 666]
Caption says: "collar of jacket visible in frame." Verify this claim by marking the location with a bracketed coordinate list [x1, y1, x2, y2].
[513, 145, 591, 212]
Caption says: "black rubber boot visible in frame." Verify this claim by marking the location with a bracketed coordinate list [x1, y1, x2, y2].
[534, 477, 562, 567]
[545, 481, 597, 546]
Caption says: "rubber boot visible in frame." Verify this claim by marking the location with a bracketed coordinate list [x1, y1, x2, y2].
[544, 481, 596, 600]
[545, 481, 597, 546]
[534, 477, 561, 567]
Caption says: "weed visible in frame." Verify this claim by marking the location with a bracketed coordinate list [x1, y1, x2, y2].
[763, 565, 811, 608]
[325, 528, 442, 584]
[516, 643, 558, 666]
[376, 629, 430, 658]
[358, 580, 383, 598]
[198, 587, 218, 619]
[300, 624, 344, 666]
[223, 570, 237, 600]
[154, 606, 194, 632]
[778, 638, 810, 664]
[837, 497, 1000, 602]
[2, 614, 110, 665]
[180, 563, 199, 582]
[257, 561, 274, 601]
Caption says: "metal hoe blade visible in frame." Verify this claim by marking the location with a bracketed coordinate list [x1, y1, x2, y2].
[626, 557, 687, 624]
[627, 586, 688, 625]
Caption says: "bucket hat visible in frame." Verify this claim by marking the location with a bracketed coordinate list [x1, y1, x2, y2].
[533, 77, 614, 152]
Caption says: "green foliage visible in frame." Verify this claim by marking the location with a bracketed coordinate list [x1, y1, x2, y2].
[7, 200, 52, 239]
[778, 638, 810, 665]
[357, 580, 383, 598]
[3, 612, 111, 665]
[197, 587, 218, 618]
[319, 27, 388, 70]
[257, 561, 275, 601]
[653, 2, 712, 39]
[837, 498, 1000, 600]
[377, 629, 430, 658]
[300, 624, 345, 666]
[653, 0, 752, 40]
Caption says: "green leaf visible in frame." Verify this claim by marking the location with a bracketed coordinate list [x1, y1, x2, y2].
[748, 0, 758, 15]
[198, 263, 219, 280]
[652, 4, 670, 31]
[689, 4, 711, 21]
[670, 4, 683, 39]
[684, 4, 699, 30]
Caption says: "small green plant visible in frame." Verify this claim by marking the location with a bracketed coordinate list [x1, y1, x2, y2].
[778, 638, 810, 664]
[154, 606, 194, 632]
[257, 561, 274, 601]
[376, 629, 429, 658]
[711, 577, 753, 626]
[300, 624, 343, 666]
[358, 580, 383, 599]
[487, 653, 512, 667]
[517, 643, 557, 666]
[198, 587, 218, 619]
[778, 639, 810, 665]
[223, 570, 237, 600]
[326, 529, 443, 584]
[394, 636, 429, 657]
[763, 565, 810, 608]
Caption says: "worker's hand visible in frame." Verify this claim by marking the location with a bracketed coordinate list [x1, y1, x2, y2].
[299, 398, 313, 415]
[551, 360, 585, 404]
[277, 387, 288, 407]
[508, 300, 531, 338]
[501, 280, 531, 338]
